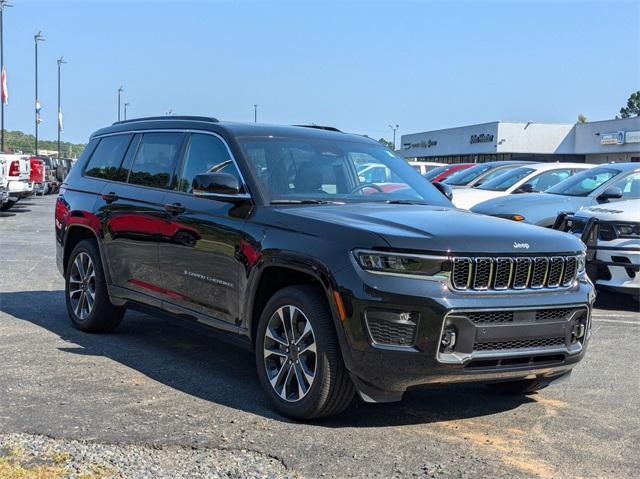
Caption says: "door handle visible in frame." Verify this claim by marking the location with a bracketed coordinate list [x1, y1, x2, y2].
[164, 203, 186, 215]
[101, 192, 119, 203]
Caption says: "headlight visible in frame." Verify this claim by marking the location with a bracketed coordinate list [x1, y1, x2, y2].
[613, 223, 640, 238]
[354, 250, 451, 279]
[577, 251, 586, 274]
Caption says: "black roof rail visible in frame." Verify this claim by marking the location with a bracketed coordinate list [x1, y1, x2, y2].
[293, 124, 342, 132]
[112, 115, 219, 126]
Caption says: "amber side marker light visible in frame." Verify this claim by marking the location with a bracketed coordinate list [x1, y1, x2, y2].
[511, 214, 526, 221]
[333, 291, 347, 321]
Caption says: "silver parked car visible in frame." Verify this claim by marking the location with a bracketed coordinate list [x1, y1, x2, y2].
[471, 163, 640, 227]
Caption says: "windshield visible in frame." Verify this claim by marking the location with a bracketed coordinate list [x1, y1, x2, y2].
[478, 167, 535, 191]
[545, 168, 619, 197]
[422, 165, 451, 181]
[444, 164, 491, 185]
[239, 136, 451, 205]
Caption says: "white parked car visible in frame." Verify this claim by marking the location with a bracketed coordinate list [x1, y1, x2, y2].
[0, 156, 9, 208]
[408, 161, 445, 175]
[452, 162, 593, 209]
[555, 199, 640, 298]
[0, 154, 34, 210]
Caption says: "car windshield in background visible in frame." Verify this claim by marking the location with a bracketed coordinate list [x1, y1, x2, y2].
[545, 168, 619, 197]
[422, 165, 450, 181]
[239, 137, 451, 206]
[444, 164, 492, 185]
[477, 167, 535, 191]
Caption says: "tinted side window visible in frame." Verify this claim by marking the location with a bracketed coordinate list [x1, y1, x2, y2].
[177, 133, 243, 193]
[128, 133, 183, 189]
[84, 135, 132, 180]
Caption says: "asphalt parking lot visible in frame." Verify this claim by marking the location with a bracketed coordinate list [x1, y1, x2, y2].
[1, 195, 639, 478]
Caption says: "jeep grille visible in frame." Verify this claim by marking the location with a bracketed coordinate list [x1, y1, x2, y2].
[450, 255, 579, 291]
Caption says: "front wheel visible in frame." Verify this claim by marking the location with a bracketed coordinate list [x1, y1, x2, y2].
[255, 285, 355, 420]
[65, 239, 125, 333]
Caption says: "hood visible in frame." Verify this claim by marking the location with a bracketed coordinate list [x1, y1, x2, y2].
[277, 203, 583, 255]
[471, 193, 591, 225]
[451, 188, 505, 209]
[575, 199, 640, 222]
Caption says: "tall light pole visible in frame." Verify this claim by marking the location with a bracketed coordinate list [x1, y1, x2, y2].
[254, 104, 257, 123]
[34, 31, 44, 155]
[124, 102, 129, 120]
[117, 85, 123, 121]
[57, 56, 66, 159]
[0, 1, 12, 153]
[388, 124, 399, 150]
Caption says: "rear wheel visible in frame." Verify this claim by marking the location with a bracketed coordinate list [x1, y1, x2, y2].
[0, 199, 16, 211]
[65, 239, 125, 332]
[255, 285, 355, 420]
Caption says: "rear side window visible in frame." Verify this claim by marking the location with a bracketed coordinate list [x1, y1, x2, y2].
[84, 135, 132, 180]
[128, 133, 184, 189]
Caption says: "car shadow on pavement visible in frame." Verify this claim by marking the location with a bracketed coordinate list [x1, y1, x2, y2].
[1, 290, 532, 427]
[594, 290, 639, 313]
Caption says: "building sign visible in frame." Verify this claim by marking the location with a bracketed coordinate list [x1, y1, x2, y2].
[600, 131, 625, 145]
[625, 130, 640, 144]
[470, 133, 494, 144]
[403, 139, 437, 149]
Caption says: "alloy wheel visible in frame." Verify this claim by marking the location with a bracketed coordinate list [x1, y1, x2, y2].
[263, 305, 317, 402]
[68, 252, 96, 320]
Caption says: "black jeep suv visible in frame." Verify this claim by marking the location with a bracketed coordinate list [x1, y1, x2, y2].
[55, 116, 595, 419]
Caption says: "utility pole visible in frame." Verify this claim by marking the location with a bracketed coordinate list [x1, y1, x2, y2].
[0, 1, 12, 153]
[117, 86, 123, 121]
[124, 102, 129, 120]
[34, 31, 44, 155]
[254, 104, 257, 123]
[388, 124, 399, 150]
[57, 56, 66, 158]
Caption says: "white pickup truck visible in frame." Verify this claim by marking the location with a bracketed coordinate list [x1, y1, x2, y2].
[0, 154, 34, 211]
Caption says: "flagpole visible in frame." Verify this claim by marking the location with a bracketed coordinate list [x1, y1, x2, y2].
[0, 1, 11, 153]
[34, 31, 44, 156]
[57, 56, 65, 159]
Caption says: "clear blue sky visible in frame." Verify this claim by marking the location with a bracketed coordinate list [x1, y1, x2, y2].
[4, 0, 639, 144]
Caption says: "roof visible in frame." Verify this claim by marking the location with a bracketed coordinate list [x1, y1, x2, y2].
[91, 117, 375, 145]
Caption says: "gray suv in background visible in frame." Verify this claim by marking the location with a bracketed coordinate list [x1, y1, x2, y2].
[471, 163, 640, 227]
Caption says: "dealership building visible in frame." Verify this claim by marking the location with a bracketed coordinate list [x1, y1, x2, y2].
[398, 117, 640, 164]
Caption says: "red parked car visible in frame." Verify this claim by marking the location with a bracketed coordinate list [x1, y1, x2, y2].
[29, 157, 46, 195]
[423, 163, 474, 183]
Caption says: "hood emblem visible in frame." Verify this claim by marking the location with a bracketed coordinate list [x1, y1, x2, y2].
[513, 242, 530, 249]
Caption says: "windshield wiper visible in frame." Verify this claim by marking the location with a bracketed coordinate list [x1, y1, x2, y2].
[377, 199, 430, 205]
[270, 199, 341, 205]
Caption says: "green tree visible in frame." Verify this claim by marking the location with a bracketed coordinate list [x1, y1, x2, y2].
[618, 91, 640, 118]
[378, 138, 394, 149]
[577, 113, 587, 124]
[2, 129, 86, 157]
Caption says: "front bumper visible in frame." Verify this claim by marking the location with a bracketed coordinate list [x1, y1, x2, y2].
[333, 263, 594, 400]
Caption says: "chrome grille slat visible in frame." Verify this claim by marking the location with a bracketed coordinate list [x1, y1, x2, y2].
[451, 255, 580, 292]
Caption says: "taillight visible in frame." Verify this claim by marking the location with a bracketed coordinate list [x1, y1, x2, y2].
[9, 160, 20, 176]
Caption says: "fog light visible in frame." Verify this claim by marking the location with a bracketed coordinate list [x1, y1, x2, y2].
[441, 327, 457, 351]
[571, 323, 585, 342]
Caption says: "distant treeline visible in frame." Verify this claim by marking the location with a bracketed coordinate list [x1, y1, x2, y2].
[2, 130, 86, 158]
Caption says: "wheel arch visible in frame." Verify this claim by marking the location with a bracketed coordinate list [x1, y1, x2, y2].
[246, 259, 344, 348]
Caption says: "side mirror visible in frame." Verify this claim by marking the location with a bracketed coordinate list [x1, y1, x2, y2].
[597, 186, 623, 202]
[192, 173, 245, 199]
[516, 183, 534, 194]
[433, 181, 453, 201]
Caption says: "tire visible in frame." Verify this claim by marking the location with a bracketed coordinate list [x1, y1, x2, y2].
[65, 239, 125, 333]
[255, 285, 355, 420]
[487, 377, 555, 395]
[1, 200, 16, 211]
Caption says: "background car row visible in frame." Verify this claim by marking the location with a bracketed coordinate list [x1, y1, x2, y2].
[0, 154, 75, 211]
[410, 159, 639, 298]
